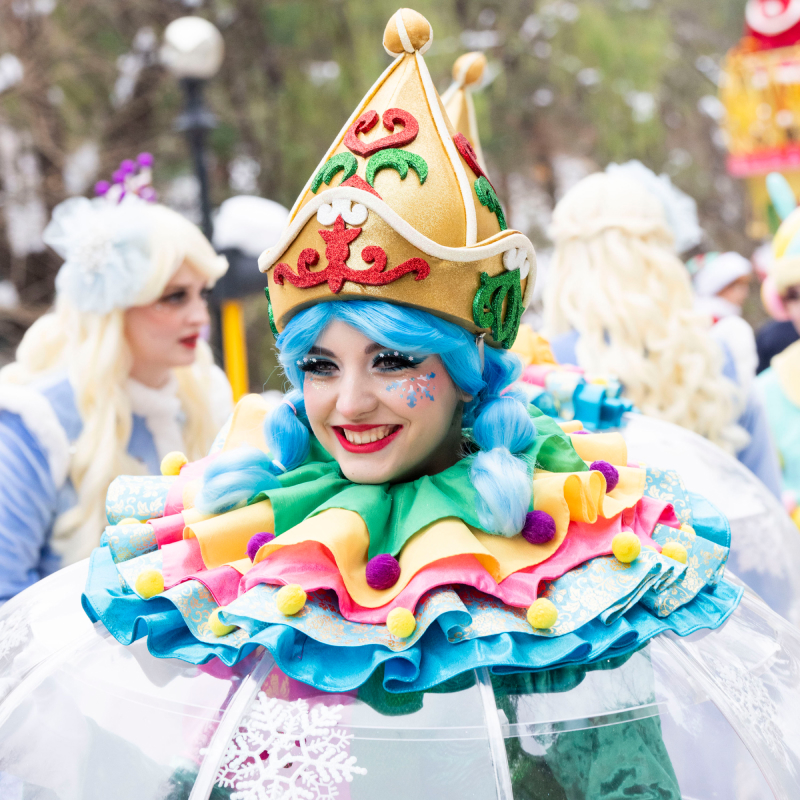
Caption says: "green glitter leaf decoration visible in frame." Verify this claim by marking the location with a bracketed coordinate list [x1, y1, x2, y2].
[264, 285, 279, 339]
[474, 176, 507, 231]
[311, 152, 359, 193]
[365, 148, 428, 188]
[472, 270, 522, 348]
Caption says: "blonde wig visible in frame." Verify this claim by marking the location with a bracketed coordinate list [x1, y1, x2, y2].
[543, 172, 737, 448]
[0, 203, 228, 563]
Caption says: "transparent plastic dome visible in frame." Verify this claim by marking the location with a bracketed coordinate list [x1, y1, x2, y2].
[621, 412, 800, 626]
[2, 559, 800, 799]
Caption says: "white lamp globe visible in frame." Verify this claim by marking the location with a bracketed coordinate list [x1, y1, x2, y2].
[161, 16, 224, 80]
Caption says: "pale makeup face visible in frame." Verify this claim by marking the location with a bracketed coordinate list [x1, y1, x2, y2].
[125, 262, 212, 388]
[301, 320, 469, 484]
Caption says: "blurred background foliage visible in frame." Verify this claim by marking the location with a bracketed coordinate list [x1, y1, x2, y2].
[0, 0, 752, 390]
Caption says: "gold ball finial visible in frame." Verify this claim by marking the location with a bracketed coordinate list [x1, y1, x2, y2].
[453, 52, 487, 89]
[383, 9, 433, 56]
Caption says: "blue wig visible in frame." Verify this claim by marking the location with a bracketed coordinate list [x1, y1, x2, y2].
[197, 301, 536, 536]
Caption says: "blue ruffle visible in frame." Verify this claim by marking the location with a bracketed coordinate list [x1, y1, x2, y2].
[82, 544, 741, 694]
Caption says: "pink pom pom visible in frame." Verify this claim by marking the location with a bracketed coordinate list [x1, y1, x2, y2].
[247, 531, 275, 562]
[138, 186, 157, 202]
[366, 554, 401, 590]
[590, 460, 619, 492]
[94, 180, 111, 197]
[137, 152, 154, 167]
[521, 510, 556, 544]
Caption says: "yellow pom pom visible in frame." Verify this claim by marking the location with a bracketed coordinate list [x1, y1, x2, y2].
[161, 451, 188, 476]
[276, 584, 307, 616]
[527, 598, 558, 630]
[386, 607, 416, 638]
[208, 608, 237, 637]
[135, 568, 164, 599]
[792, 506, 800, 530]
[612, 531, 641, 563]
[679, 523, 696, 536]
[119, 517, 143, 525]
[661, 541, 688, 564]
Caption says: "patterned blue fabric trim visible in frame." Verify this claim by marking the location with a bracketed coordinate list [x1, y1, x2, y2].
[83, 470, 742, 694]
[81, 545, 741, 693]
[105, 475, 174, 524]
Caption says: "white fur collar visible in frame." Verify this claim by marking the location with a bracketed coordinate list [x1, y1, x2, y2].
[126, 376, 185, 459]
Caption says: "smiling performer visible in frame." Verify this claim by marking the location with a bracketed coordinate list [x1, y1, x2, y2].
[0, 156, 231, 601]
[84, 12, 741, 701]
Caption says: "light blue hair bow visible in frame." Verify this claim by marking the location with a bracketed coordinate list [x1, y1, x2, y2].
[43, 195, 153, 315]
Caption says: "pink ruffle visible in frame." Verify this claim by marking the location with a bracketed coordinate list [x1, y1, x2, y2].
[239, 496, 677, 623]
[161, 536, 241, 606]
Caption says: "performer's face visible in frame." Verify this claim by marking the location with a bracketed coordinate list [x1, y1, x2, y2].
[125, 262, 211, 387]
[301, 320, 469, 484]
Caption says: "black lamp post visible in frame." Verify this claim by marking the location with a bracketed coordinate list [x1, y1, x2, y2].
[161, 16, 224, 241]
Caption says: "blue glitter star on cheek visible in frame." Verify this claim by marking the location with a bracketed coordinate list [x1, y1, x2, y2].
[386, 372, 436, 408]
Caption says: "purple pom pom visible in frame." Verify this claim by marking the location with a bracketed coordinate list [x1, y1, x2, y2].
[365, 554, 401, 590]
[112, 169, 125, 184]
[521, 510, 556, 544]
[137, 152, 154, 167]
[247, 531, 275, 562]
[94, 180, 111, 197]
[138, 186, 157, 202]
[590, 460, 619, 492]
[119, 159, 137, 175]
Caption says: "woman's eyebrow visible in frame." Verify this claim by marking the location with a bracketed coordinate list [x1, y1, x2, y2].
[365, 343, 383, 355]
[308, 346, 336, 357]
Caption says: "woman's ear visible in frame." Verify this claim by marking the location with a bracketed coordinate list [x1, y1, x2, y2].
[459, 390, 474, 403]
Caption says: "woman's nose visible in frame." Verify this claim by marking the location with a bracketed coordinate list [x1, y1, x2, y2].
[187, 294, 211, 326]
[335, 373, 379, 418]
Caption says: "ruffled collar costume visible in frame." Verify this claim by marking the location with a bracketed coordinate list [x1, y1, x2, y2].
[83, 10, 741, 694]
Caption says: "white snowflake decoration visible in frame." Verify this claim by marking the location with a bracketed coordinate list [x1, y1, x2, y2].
[0, 611, 29, 662]
[214, 692, 366, 800]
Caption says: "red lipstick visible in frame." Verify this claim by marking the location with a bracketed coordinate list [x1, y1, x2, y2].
[180, 335, 199, 349]
[333, 424, 402, 453]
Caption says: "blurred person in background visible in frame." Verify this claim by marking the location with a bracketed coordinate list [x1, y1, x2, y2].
[0, 163, 232, 602]
[687, 251, 758, 395]
[544, 170, 782, 496]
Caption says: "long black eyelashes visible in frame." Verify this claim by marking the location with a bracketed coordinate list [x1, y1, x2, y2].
[295, 352, 423, 373]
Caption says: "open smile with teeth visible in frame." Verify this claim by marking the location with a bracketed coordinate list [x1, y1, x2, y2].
[341, 425, 398, 444]
[333, 424, 403, 453]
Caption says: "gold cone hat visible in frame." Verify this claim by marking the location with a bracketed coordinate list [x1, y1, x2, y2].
[259, 8, 535, 348]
